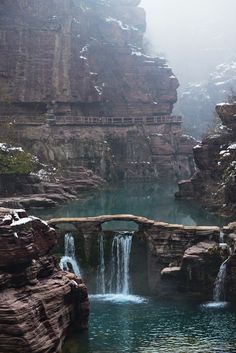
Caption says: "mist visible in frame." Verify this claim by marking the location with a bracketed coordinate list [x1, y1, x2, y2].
[141, 0, 236, 86]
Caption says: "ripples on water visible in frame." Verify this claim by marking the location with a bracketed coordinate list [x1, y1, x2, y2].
[62, 296, 236, 353]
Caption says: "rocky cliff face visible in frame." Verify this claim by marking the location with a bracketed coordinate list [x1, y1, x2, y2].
[0, 207, 89, 353]
[177, 102, 236, 216]
[0, 0, 177, 117]
[0, 0, 196, 181]
[176, 59, 236, 138]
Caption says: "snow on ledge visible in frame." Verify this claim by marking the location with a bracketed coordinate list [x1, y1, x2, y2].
[105, 17, 138, 31]
[11, 216, 39, 227]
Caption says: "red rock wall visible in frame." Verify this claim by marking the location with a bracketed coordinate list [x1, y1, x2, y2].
[0, 0, 178, 117]
[14, 122, 196, 180]
[0, 0, 196, 181]
[0, 208, 89, 353]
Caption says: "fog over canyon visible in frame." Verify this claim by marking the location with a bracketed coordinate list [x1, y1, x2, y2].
[0, 1, 236, 353]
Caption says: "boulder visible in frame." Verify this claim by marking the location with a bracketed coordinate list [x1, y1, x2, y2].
[0, 208, 89, 353]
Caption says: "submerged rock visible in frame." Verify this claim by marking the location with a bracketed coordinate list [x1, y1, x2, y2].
[0, 208, 89, 353]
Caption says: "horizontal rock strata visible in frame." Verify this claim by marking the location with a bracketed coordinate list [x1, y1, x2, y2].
[0, 166, 105, 209]
[0, 208, 89, 353]
[0, 0, 196, 181]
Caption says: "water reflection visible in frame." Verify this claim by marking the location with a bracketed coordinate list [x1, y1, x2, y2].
[32, 182, 230, 227]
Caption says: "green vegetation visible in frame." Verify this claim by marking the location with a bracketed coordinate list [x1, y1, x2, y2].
[0, 143, 37, 175]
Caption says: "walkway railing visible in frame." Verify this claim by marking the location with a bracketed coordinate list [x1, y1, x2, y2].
[0, 114, 182, 126]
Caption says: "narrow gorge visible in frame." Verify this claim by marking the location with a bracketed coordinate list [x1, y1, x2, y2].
[0, 1, 236, 353]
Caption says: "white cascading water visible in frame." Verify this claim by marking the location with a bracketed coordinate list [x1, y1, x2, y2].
[59, 233, 81, 277]
[202, 231, 232, 308]
[213, 258, 228, 302]
[96, 231, 133, 295]
[213, 231, 233, 302]
[97, 234, 106, 294]
[110, 232, 133, 294]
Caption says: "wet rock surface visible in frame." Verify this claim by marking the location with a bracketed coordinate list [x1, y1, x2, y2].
[0, 208, 89, 353]
[0, 166, 105, 209]
[49, 215, 222, 299]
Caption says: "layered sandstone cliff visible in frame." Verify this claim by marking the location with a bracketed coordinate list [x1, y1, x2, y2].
[0, 0, 177, 116]
[176, 102, 236, 216]
[0, 0, 196, 181]
[0, 207, 89, 353]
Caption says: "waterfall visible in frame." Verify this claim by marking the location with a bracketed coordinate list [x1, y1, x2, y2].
[213, 258, 228, 302]
[59, 233, 81, 277]
[219, 231, 225, 244]
[97, 231, 133, 295]
[97, 234, 106, 294]
[109, 231, 133, 294]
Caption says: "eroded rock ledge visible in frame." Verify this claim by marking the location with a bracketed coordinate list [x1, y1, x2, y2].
[0, 166, 105, 210]
[0, 208, 89, 353]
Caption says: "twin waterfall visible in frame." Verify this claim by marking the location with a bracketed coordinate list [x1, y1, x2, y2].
[59, 233, 81, 277]
[59, 232, 133, 296]
[59, 230, 230, 302]
[97, 232, 133, 295]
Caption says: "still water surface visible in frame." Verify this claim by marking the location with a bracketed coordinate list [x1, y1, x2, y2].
[33, 182, 234, 353]
[33, 182, 229, 227]
[62, 296, 236, 353]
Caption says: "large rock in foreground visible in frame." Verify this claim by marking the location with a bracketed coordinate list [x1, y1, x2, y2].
[0, 208, 89, 353]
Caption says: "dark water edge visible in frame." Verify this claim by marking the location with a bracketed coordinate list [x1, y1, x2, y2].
[31, 181, 231, 227]
[62, 297, 236, 353]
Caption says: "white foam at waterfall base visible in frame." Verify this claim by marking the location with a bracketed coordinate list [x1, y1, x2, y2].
[201, 301, 229, 309]
[201, 256, 230, 309]
[95, 231, 146, 303]
[59, 233, 81, 277]
[89, 294, 147, 304]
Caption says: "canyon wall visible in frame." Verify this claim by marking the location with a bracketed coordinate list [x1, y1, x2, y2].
[177, 102, 236, 216]
[0, 0, 196, 181]
[0, 208, 89, 353]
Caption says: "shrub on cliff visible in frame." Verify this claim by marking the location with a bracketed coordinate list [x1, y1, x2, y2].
[0, 143, 37, 175]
